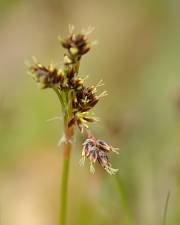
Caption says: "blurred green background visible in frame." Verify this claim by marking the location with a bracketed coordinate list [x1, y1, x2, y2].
[0, 0, 180, 225]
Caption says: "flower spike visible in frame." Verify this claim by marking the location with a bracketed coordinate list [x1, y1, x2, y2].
[28, 27, 118, 175]
[81, 133, 118, 175]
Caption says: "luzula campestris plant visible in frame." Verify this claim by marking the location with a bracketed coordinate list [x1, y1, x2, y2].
[27, 25, 118, 225]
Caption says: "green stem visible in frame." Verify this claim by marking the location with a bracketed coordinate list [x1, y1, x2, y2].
[60, 124, 73, 225]
[114, 176, 134, 225]
[162, 191, 170, 225]
[53, 85, 74, 225]
[52, 86, 65, 109]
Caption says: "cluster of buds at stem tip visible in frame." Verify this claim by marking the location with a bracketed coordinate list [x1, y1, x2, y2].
[27, 25, 119, 175]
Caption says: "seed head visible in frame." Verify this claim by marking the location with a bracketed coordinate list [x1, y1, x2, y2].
[60, 32, 91, 59]
[28, 26, 119, 175]
[79, 132, 119, 175]
[29, 63, 64, 89]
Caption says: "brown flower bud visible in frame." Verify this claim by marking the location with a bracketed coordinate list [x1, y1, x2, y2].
[97, 140, 112, 152]
[60, 37, 72, 49]
[83, 117, 96, 123]
[80, 44, 91, 55]
[88, 99, 99, 108]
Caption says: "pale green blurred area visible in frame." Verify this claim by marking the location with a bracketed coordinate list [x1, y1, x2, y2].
[0, 0, 180, 225]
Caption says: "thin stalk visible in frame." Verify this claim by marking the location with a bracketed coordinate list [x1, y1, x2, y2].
[162, 191, 170, 225]
[53, 87, 73, 225]
[114, 176, 134, 225]
[52, 86, 65, 109]
[60, 124, 73, 225]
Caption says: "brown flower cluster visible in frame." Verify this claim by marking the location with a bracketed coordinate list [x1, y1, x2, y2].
[28, 26, 118, 175]
[60, 31, 91, 63]
[80, 131, 119, 175]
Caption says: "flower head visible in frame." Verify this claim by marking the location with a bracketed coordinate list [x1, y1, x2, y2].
[79, 132, 119, 175]
[29, 63, 64, 89]
[28, 26, 119, 175]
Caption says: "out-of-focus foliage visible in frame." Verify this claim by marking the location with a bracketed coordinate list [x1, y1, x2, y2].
[0, 0, 180, 225]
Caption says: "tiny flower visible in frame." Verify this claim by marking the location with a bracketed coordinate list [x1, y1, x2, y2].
[29, 63, 64, 89]
[59, 30, 92, 60]
[67, 111, 98, 133]
[79, 134, 118, 175]
[97, 150, 118, 175]
[97, 140, 119, 154]
[89, 147, 98, 163]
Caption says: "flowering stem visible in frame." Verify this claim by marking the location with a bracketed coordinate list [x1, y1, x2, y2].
[60, 123, 73, 225]
[28, 28, 119, 224]
[53, 87, 74, 225]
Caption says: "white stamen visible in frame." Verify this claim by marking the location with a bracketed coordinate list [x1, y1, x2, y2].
[32, 56, 38, 63]
[68, 24, 75, 34]
[98, 91, 108, 98]
[85, 25, 95, 35]
[112, 147, 119, 154]
[96, 79, 104, 88]
[79, 157, 85, 167]
[90, 163, 95, 174]
[105, 166, 119, 175]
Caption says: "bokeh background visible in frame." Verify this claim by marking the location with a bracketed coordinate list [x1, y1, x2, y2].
[0, 0, 180, 225]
